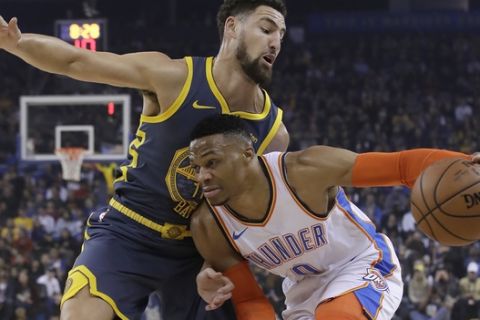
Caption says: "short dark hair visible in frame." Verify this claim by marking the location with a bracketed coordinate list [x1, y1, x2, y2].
[190, 114, 251, 143]
[217, 0, 287, 40]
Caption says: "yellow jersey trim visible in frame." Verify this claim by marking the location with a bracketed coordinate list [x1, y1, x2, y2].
[83, 212, 93, 240]
[256, 108, 283, 154]
[61, 265, 128, 320]
[109, 198, 192, 239]
[205, 56, 271, 120]
[141, 56, 194, 123]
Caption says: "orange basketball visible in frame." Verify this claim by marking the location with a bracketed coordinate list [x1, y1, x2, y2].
[410, 157, 480, 246]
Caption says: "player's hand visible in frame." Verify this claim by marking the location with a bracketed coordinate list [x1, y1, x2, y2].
[472, 152, 480, 163]
[0, 16, 22, 51]
[196, 267, 234, 311]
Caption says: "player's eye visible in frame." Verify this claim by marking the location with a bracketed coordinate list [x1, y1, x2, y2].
[206, 159, 217, 168]
[261, 27, 270, 34]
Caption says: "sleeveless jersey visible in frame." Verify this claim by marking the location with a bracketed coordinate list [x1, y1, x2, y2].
[209, 152, 397, 282]
[113, 56, 283, 225]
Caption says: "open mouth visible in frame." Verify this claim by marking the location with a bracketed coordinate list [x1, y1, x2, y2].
[262, 54, 275, 65]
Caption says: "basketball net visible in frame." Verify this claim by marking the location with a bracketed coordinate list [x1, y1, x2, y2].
[55, 148, 86, 181]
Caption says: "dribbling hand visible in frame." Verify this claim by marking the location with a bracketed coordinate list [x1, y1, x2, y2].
[472, 152, 480, 163]
[0, 16, 21, 51]
[196, 267, 234, 311]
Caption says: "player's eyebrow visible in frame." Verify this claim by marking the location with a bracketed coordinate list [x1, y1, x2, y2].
[199, 149, 221, 157]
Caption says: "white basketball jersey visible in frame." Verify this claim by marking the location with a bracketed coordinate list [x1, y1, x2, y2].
[212, 152, 403, 320]
[209, 152, 402, 319]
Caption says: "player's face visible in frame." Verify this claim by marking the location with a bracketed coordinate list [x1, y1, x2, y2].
[235, 6, 286, 87]
[190, 135, 250, 206]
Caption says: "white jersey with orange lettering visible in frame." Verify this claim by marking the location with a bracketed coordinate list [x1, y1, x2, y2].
[208, 152, 403, 320]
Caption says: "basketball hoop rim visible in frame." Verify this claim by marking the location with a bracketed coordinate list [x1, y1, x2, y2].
[55, 147, 87, 181]
[55, 147, 88, 158]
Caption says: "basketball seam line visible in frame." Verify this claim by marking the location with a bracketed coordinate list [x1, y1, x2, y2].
[414, 159, 478, 242]
[415, 181, 480, 242]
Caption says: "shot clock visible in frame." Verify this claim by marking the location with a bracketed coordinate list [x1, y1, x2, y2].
[55, 19, 107, 52]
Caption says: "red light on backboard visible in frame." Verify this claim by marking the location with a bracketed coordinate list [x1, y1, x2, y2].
[107, 102, 115, 116]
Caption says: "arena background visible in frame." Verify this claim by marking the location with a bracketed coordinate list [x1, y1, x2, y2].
[1, 0, 480, 319]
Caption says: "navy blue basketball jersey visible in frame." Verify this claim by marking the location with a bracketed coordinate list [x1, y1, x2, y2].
[113, 56, 283, 225]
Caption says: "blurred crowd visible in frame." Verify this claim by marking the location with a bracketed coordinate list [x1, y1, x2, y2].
[0, 17, 480, 320]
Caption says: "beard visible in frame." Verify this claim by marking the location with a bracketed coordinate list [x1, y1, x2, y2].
[236, 37, 272, 87]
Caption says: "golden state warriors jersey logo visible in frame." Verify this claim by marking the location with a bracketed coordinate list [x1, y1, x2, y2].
[166, 147, 202, 219]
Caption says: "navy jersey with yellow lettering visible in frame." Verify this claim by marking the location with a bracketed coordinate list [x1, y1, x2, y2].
[113, 56, 283, 225]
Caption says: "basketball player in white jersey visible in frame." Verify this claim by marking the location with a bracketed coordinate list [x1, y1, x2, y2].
[188, 115, 477, 320]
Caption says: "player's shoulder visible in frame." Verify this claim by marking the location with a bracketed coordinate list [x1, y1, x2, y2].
[283, 146, 339, 183]
[149, 55, 193, 104]
[190, 201, 213, 233]
[286, 146, 335, 167]
[148, 53, 190, 78]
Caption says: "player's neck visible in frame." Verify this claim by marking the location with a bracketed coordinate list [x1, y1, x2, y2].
[227, 162, 270, 220]
[212, 55, 263, 113]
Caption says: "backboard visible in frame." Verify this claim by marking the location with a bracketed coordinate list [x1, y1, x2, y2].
[20, 95, 131, 161]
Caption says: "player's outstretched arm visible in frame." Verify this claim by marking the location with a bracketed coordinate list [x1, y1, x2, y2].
[191, 202, 276, 319]
[286, 146, 473, 190]
[0, 16, 181, 92]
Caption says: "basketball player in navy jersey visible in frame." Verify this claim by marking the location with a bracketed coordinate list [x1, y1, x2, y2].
[0, 1, 288, 319]
[189, 115, 479, 320]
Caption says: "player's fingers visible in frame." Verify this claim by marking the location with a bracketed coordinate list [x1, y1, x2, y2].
[0, 16, 7, 26]
[212, 294, 226, 303]
[212, 292, 231, 304]
[472, 152, 480, 163]
[205, 303, 220, 311]
[8, 17, 16, 27]
[217, 278, 234, 292]
[197, 268, 215, 283]
[204, 268, 220, 278]
[220, 292, 232, 301]
[208, 270, 223, 279]
[217, 286, 229, 294]
[9, 17, 20, 34]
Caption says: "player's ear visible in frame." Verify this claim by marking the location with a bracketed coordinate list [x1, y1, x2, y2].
[224, 16, 238, 39]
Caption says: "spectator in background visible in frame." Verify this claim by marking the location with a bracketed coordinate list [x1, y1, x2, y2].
[12, 229, 32, 257]
[359, 192, 384, 225]
[13, 307, 27, 320]
[454, 97, 473, 125]
[400, 209, 416, 235]
[451, 262, 480, 320]
[36, 267, 61, 319]
[459, 262, 480, 300]
[433, 264, 459, 304]
[409, 261, 433, 318]
[64, 207, 84, 241]
[13, 208, 33, 233]
[0, 267, 12, 319]
[383, 186, 410, 217]
[11, 269, 37, 318]
[36, 206, 55, 235]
